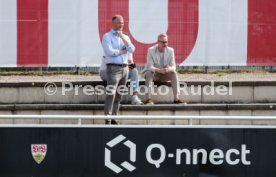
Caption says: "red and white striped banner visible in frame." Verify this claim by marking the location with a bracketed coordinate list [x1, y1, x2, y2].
[0, 0, 276, 67]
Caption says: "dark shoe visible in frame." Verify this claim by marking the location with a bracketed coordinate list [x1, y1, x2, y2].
[145, 99, 154, 105]
[105, 119, 111, 125]
[174, 99, 186, 104]
[111, 119, 119, 125]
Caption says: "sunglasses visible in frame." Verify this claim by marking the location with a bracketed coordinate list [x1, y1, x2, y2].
[158, 40, 168, 44]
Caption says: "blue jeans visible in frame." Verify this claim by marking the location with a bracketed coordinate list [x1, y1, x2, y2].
[100, 68, 139, 93]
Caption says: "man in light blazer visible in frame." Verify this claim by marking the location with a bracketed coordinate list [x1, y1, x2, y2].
[143, 33, 184, 105]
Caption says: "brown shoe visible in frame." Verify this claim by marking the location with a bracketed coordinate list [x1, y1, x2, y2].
[174, 99, 186, 104]
[145, 98, 154, 105]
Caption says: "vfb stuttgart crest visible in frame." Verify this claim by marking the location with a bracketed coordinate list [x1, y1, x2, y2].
[31, 144, 47, 164]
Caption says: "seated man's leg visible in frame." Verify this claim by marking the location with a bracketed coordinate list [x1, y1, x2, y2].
[99, 69, 107, 81]
[128, 68, 143, 105]
[160, 71, 181, 102]
[128, 68, 139, 93]
[144, 71, 155, 104]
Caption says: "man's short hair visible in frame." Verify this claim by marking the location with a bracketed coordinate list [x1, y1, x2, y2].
[112, 15, 123, 22]
[158, 33, 168, 40]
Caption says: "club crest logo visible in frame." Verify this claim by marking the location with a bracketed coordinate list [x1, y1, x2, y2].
[31, 144, 47, 164]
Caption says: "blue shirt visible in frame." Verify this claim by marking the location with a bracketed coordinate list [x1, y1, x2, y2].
[102, 29, 135, 65]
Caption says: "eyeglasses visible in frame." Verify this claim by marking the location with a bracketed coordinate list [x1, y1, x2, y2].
[158, 40, 168, 44]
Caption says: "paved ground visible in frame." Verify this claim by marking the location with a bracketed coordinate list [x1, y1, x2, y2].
[0, 73, 276, 82]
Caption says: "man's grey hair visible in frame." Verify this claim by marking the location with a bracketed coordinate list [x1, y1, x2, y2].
[158, 33, 168, 40]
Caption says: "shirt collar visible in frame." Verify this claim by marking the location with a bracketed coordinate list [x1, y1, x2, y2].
[111, 29, 118, 36]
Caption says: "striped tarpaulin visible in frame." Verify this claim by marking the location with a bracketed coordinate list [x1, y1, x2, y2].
[0, 0, 275, 66]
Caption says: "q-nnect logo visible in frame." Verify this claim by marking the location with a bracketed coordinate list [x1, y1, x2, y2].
[105, 134, 136, 174]
[105, 135, 251, 174]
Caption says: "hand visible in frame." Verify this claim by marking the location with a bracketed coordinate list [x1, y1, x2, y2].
[117, 31, 129, 47]
[164, 67, 170, 73]
[128, 63, 136, 70]
[117, 31, 124, 38]
[119, 49, 127, 55]
[128, 59, 134, 64]
[156, 68, 166, 74]
[128, 66, 134, 70]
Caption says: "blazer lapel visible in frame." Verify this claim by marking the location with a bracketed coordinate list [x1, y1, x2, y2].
[154, 46, 160, 67]
[163, 48, 169, 66]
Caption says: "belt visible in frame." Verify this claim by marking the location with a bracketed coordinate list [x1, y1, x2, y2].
[106, 63, 128, 67]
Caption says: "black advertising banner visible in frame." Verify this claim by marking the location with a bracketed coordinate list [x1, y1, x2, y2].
[0, 127, 276, 177]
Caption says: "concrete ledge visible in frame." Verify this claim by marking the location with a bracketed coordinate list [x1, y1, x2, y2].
[0, 81, 276, 104]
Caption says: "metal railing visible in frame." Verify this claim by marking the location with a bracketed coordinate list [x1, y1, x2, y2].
[0, 115, 276, 126]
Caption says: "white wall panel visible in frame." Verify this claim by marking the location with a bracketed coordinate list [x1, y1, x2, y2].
[0, 0, 17, 66]
[48, 0, 102, 66]
[182, 0, 248, 66]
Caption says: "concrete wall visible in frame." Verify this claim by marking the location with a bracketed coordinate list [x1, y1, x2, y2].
[0, 81, 275, 125]
[0, 81, 276, 104]
[0, 104, 275, 125]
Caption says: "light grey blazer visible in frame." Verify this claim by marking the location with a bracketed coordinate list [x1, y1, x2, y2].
[143, 45, 176, 73]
